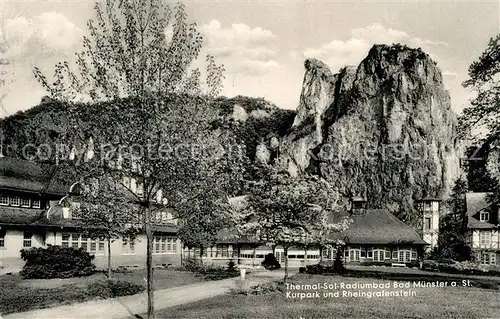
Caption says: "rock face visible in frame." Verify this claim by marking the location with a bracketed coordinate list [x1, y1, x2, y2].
[279, 44, 461, 225]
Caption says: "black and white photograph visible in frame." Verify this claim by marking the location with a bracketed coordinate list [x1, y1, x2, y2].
[0, 0, 499, 318]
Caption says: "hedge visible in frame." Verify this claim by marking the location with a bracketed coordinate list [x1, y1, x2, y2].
[20, 245, 96, 279]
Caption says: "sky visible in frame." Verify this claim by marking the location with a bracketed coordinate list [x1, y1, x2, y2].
[0, 0, 499, 117]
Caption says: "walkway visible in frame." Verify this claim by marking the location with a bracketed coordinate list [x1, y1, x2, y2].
[3, 270, 293, 319]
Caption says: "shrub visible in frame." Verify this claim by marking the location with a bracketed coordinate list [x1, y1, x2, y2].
[183, 256, 204, 272]
[230, 281, 285, 296]
[261, 253, 281, 270]
[333, 252, 345, 274]
[422, 260, 500, 276]
[87, 280, 144, 298]
[20, 245, 96, 279]
[227, 260, 237, 273]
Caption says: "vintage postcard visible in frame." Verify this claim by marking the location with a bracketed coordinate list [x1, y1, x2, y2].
[0, 1, 499, 318]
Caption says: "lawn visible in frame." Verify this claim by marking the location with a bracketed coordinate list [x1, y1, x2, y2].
[0, 268, 207, 315]
[156, 274, 500, 319]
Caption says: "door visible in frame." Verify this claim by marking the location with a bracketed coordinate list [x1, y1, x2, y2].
[398, 250, 411, 263]
[373, 250, 384, 262]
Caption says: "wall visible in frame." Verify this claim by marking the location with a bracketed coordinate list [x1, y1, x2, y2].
[0, 229, 45, 272]
[0, 229, 183, 273]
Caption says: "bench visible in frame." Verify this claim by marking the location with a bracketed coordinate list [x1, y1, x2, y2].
[391, 263, 406, 268]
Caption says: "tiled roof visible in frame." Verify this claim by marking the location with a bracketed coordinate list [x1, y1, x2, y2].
[0, 157, 70, 196]
[0, 206, 46, 226]
[331, 209, 427, 245]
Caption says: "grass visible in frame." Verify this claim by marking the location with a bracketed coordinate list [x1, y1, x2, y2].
[156, 274, 500, 319]
[0, 268, 208, 315]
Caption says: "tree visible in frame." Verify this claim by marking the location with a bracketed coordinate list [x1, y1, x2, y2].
[460, 34, 500, 138]
[31, 1, 228, 318]
[33, 1, 224, 102]
[431, 177, 472, 261]
[72, 175, 141, 279]
[233, 165, 350, 282]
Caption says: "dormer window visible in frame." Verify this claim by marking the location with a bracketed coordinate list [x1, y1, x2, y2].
[480, 211, 490, 222]
[10, 196, 20, 207]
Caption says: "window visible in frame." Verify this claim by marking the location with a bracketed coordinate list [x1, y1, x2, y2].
[89, 236, 105, 254]
[32, 199, 41, 208]
[480, 211, 490, 222]
[0, 194, 8, 205]
[23, 231, 32, 248]
[81, 234, 88, 251]
[385, 250, 391, 259]
[0, 230, 5, 248]
[62, 233, 70, 247]
[307, 254, 319, 260]
[61, 233, 104, 255]
[423, 202, 432, 211]
[392, 250, 398, 259]
[373, 249, 385, 262]
[481, 252, 497, 265]
[20, 197, 30, 207]
[10, 196, 20, 207]
[367, 249, 373, 258]
[398, 250, 412, 263]
[349, 249, 360, 262]
[153, 236, 176, 254]
[424, 217, 431, 230]
[481, 252, 490, 265]
[216, 245, 229, 258]
[71, 233, 79, 248]
[411, 250, 417, 260]
[360, 249, 366, 258]
[122, 235, 135, 254]
[480, 231, 492, 247]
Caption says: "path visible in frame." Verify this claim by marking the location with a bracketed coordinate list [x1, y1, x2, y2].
[3, 270, 293, 319]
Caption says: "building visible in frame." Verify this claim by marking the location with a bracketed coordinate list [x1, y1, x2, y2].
[333, 198, 428, 266]
[465, 192, 499, 265]
[0, 156, 432, 272]
[418, 197, 441, 252]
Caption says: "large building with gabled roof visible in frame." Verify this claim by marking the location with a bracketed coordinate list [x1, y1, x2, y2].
[0, 156, 181, 274]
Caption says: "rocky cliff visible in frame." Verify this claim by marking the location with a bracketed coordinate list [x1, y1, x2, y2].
[277, 44, 461, 225]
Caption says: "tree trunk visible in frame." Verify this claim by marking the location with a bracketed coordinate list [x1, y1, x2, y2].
[180, 245, 183, 267]
[284, 246, 289, 283]
[237, 244, 241, 265]
[107, 237, 112, 279]
[253, 247, 256, 267]
[304, 246, 307, 266]
[319, 245, 324, 263]
[145, 207, 155, 319]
